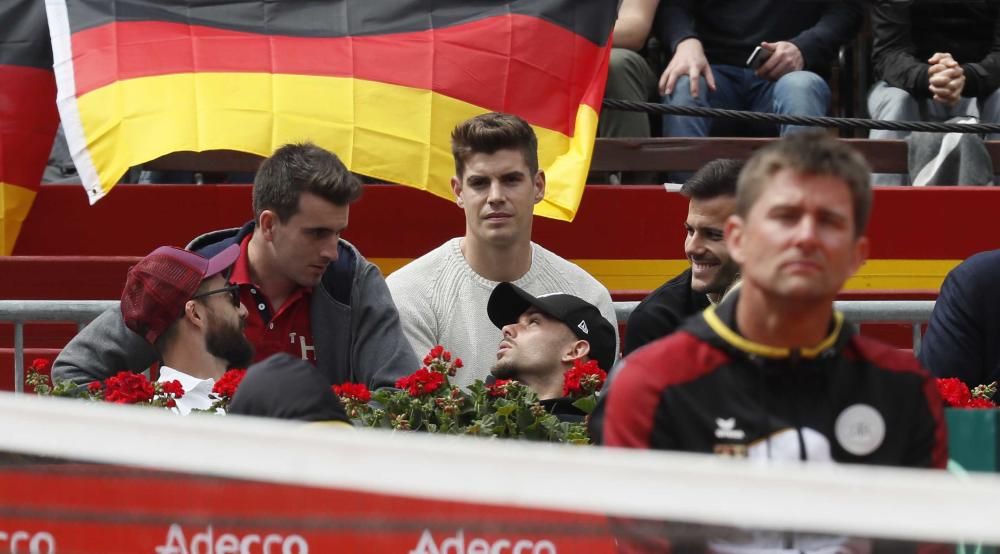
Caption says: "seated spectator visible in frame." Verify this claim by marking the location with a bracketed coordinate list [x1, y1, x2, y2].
[487, 283, 617, 422]
[386, 113, 617, 388]
[920, 249, 1000, 387]
[599, 0, 661, 141]
[53, 142, 417, 390]
[656, 0, 862, 138]
[868, 0, 1000, 185]
[624, 159, 742, 355]
[228, 353, 351, 425]
[120, 244, 253, 415]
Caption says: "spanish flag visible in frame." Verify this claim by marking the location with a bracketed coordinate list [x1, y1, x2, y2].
[1, 0, 59, 255]
[46, 0, 616, 221]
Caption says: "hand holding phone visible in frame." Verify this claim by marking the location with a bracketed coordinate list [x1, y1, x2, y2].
[746, 46, 772, 70]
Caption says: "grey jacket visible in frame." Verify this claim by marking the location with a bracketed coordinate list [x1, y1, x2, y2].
[52, 222, 419, 389]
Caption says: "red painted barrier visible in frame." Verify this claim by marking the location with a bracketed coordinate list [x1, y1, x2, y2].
[0, 464, 617, 554]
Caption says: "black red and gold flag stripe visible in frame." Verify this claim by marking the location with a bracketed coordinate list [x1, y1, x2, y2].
[0, 0, 59, 255]
[47, 0, 617, 219]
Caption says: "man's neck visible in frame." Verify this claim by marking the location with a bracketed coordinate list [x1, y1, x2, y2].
[734, 285, 835, 350]
[161, 343, 228, 382]
[516, 370, 566, 401]
[247, 231, 297, 308]
[460, 235, 532, 282]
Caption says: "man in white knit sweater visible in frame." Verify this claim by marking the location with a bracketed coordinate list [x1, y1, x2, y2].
[386, 113, 618, 388]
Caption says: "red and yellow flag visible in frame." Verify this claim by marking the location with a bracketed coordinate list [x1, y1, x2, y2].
[46, 0, 616, 221]
[1, 0, 59, 255]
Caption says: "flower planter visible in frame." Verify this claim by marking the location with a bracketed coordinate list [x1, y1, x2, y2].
[946, 408, 1000, 473]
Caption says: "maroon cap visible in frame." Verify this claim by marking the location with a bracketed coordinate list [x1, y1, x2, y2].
[121, 244, 241, 344]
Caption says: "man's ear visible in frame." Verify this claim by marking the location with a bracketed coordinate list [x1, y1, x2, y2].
[851, 235, 870, 275]
[182, 300, 209, 331]
[725, 214, 746, 266]
[561, 339, 591, 364]
[258, 210, 277, 241]
[533, 170, 546, 205]
[452, 176, 464, 208]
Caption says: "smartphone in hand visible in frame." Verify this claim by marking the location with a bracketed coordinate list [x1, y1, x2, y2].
[746, 46, 772, 70]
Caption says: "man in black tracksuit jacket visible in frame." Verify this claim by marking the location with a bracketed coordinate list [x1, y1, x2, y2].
[598, 292, 945, 467]
[592, 132, 946, 552]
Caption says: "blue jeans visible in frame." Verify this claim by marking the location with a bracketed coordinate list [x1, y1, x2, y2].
[662, 65, 831, 137]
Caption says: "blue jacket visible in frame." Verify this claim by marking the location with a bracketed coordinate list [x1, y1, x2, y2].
[53, 222, 419, 389]
[920, 249, 1000, 387]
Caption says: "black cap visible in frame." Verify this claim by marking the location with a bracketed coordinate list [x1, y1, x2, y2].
[228, 353, 350, 424]
[487, 282, 617, 371]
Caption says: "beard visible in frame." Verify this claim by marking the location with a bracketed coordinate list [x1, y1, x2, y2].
[490, 359, 520, 381]
[205, 317, 254, 369]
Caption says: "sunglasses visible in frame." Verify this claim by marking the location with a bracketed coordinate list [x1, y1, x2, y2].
[191, 283, 241, 308]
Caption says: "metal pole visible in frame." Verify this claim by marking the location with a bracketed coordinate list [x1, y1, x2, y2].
[14, 322, 24, 393]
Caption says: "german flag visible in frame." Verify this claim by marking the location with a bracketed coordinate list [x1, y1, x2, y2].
[47, 0, 617, 221]
[1, 0, 59, 255]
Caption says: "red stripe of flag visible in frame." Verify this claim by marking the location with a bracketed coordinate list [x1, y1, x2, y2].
[0, 65, 58, 190]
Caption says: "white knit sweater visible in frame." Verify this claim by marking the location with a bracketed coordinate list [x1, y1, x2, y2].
[386, 238, 619, 388]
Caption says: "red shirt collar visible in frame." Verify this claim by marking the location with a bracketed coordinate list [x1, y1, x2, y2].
[229, 233, 255, 286]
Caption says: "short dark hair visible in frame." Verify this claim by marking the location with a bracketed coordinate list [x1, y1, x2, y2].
[252, 142, 362, 222]
[680, 159, 744, 200]
[737, 132, 873, 236]
[451, 113, 539, 178]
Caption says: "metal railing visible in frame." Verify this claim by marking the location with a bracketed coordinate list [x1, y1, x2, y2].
[0, 300, 117, 393]
[615, 299, 935, 353]
[3, 299, 935, 393]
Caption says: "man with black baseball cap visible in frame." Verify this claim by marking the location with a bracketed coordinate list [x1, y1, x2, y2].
[120, 244, 253, 414]
[487, 282, 617, 415]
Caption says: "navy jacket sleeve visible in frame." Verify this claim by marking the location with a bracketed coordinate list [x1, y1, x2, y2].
[919, 261, 987, 385]
[789, 1, 863, 71]
[655, 0, 697, 53]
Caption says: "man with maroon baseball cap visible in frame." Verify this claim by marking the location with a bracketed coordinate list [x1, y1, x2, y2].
[121, 244, 253, 414]
[54, 143, 417, 390]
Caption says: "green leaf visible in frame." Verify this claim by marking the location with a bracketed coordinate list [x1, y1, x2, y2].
[572, 395, 598, 414]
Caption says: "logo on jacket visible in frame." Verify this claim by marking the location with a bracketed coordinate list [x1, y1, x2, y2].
[834, 404, 885, 456]
[714, 417, 746, 440]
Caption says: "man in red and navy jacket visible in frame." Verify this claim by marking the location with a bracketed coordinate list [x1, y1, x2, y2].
[591, 132, 947, 551]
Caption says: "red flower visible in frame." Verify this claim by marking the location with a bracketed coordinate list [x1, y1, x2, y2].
[967, 397, 996, 409]
[333, 382, 372, 403]
[454, 358, 463, 369]
[159, 380, 186, 399]
[562, 359, 608, 398]
[212, 369, 247, 400]
[936, 378, 972, 408]
[103, 371, 155, 404]
[87, 381, 103, 394]
[30, 358, 50, 373]
[486, 379, 515, 398]
[395, 368, 445, 397]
